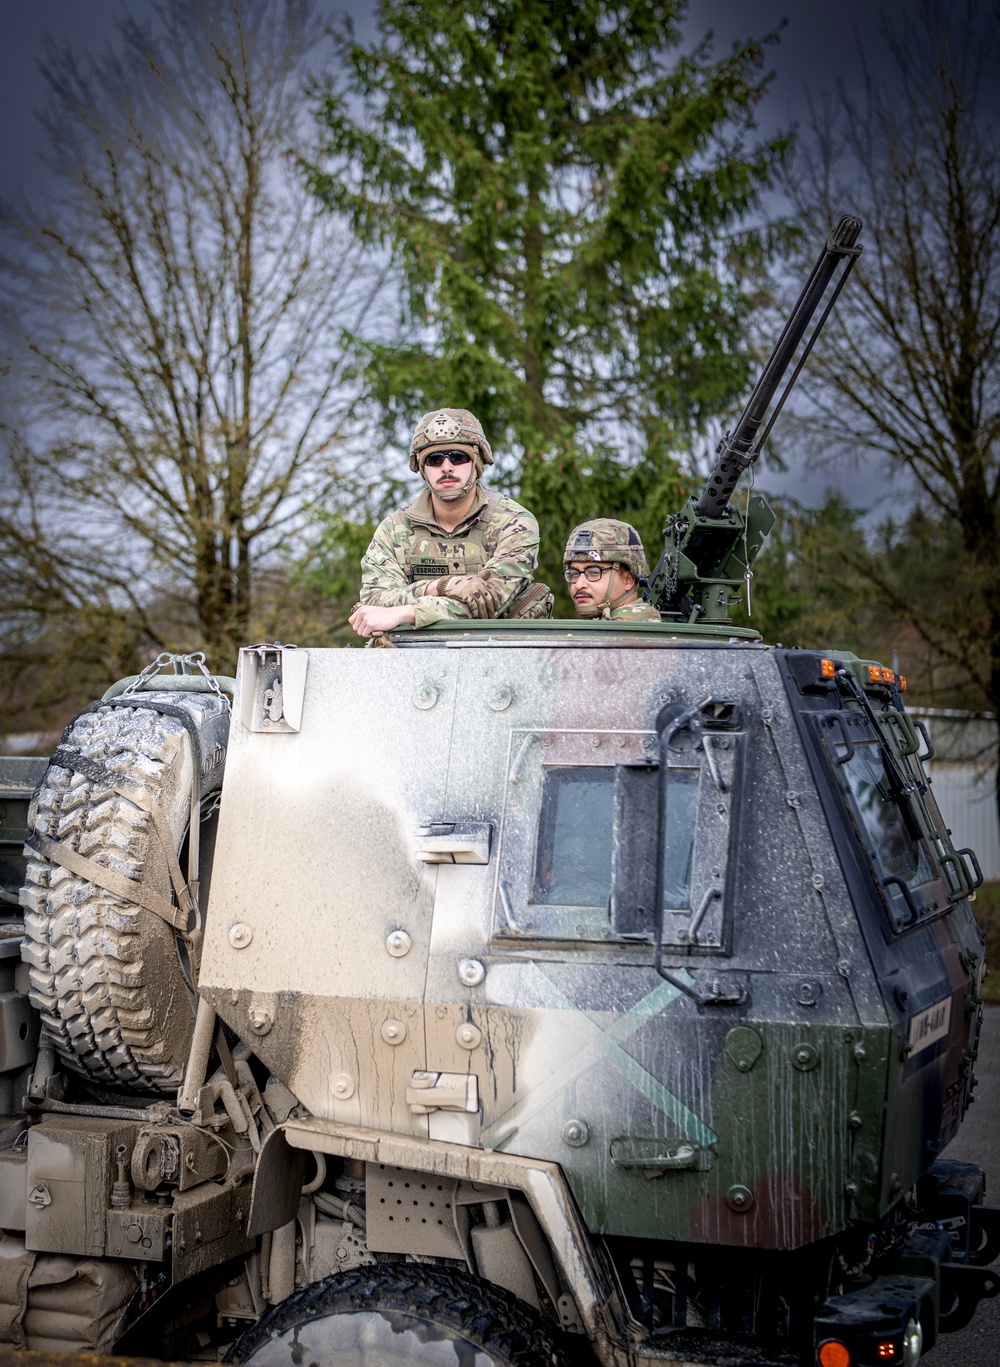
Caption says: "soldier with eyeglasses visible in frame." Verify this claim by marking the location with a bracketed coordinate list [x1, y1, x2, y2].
[563, 520, 661, 622]
[351, 409, 551, 639]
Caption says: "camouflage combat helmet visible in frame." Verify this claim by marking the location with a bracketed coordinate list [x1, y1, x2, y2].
[409, 409, 494, 473]
[563, 519, 650, 580]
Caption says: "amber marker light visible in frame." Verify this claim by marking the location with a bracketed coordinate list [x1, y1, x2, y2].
[820, 658, 836, 679]
[876, 1341, 898, 1359]
[817, 1342, 851, 1367]
[881, 667, 895, 684]
[867, 666, 882, 684]
[898, 675, 907, 690]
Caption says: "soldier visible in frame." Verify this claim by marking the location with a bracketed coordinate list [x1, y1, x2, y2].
[350, 408, 549, 638]
[564, 519, 661, 622]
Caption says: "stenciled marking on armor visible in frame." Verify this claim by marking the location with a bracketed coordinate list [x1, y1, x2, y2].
[481, 963, 717, 1151]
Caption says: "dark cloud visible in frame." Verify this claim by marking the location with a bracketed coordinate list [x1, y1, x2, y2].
[0, 0, 918, 514]
[0, 0, 909, 203]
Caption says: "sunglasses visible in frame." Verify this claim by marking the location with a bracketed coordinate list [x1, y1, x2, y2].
[424, 450, 473, 467]
[564, 564, 613, 583]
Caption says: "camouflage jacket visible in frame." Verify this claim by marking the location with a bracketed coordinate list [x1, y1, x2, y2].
[602, 600, 662, 622]
[361, 486, 539, 628]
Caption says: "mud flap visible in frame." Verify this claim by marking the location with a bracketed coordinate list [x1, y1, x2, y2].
[247, 1126, 306, 1238]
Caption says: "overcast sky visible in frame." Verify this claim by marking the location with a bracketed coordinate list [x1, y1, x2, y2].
[0, 0, 916, 513]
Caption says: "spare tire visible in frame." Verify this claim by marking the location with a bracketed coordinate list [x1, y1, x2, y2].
[20, 689, 230, 1094]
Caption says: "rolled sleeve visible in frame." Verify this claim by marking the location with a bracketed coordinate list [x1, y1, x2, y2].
[413, 596, 469, 627]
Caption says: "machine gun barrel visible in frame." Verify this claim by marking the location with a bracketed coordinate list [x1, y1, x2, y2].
[695, 214, 863, 520]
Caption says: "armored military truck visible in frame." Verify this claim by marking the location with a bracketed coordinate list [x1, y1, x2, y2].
[0, 220, 997, 1366]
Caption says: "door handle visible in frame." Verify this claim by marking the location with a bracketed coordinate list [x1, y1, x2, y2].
[415, 822, 492, 864]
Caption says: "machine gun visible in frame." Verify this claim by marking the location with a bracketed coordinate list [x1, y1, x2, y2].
[645, 215, 863, 622]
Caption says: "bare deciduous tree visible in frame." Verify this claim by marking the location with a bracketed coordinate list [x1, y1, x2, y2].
[786, 0, 1000, 814]
[0, 0, 382, 700]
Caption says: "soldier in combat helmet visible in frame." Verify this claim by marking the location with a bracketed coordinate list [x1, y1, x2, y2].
[350, 408, 550, 639]
[564, 519, 661, 622]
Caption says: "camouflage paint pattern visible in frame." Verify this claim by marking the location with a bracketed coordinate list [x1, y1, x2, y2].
[199, 624, 982, 1262]
[360, 487, 538, 627]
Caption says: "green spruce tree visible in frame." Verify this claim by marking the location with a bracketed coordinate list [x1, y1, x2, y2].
[310, 0, 787, 606]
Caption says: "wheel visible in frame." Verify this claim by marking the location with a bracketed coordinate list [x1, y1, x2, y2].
[20, 690, 230, 1093]
[226, 1264, 577, 1366]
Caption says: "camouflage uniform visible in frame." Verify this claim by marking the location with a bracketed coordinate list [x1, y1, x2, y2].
[361, 485, 540, 628]
[605, 600, 662, 622]
[564, 518, 661, 622]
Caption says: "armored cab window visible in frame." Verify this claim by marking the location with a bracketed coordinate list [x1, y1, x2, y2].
[532, 768, 615, 909]
[818, 710, 972, 931]
[497, 720, 739, 947]
[531, 767, 698, 916]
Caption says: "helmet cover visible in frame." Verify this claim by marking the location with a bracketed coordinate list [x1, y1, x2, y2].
[563, 518, 650, 580]
[409, 408, 494, 472]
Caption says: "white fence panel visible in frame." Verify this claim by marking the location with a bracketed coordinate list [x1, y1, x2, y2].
[909, 709, 1000, 883]
[926, 765, 1000, 883]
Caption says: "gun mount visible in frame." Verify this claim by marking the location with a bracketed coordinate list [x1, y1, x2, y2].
[646, 214, 863, 623]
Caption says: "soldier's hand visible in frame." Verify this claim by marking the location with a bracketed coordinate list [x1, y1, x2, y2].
[439, 574, 503, 619]
[349, 604, 416, 637]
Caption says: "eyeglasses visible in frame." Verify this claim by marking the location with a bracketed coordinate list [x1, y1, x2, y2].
[564, 564, 613, 583]
[424, 450, 473, 467]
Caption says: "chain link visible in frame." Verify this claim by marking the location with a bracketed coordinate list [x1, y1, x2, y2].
[121, 651, 231, 710]
[661, 519, 684, 604]
[120, 653, 176, 695]
[743, 465, 755, 618]
[184, 651, 231, 710]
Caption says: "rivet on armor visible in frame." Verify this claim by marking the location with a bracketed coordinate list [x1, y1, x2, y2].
[229, 922, 253, 949]
[562, 1119, 589, 1148]
[792, 1042, 819, 1071]
[386, 930, 412, 958]
[381, 1019, 406, 1046]
[725, 1026, 763, 1072]
[248, 1006, 272, 1036]
[332, 1073, 355, 1100]
[413, 683, 439, 710]
[796, 980, 822, 1007]
[488, 686, 513, 712]
[458, 959, 485, 987]
[726, 1185, 754, 1213]
[456, 1022, 482, 1050]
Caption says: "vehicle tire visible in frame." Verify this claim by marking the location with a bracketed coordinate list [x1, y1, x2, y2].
[226, 1263, 577, 1366]
[20, 690, 230, 1094]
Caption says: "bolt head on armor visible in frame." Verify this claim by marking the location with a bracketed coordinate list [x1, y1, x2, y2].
[563, 519, 651, 580]
[409, 408, 494, 473]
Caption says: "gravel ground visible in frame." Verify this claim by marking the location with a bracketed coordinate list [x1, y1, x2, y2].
[924, 1003, 1000, 1364]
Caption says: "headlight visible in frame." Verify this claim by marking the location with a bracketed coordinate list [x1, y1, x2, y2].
[902, 1317, 924, 1366]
